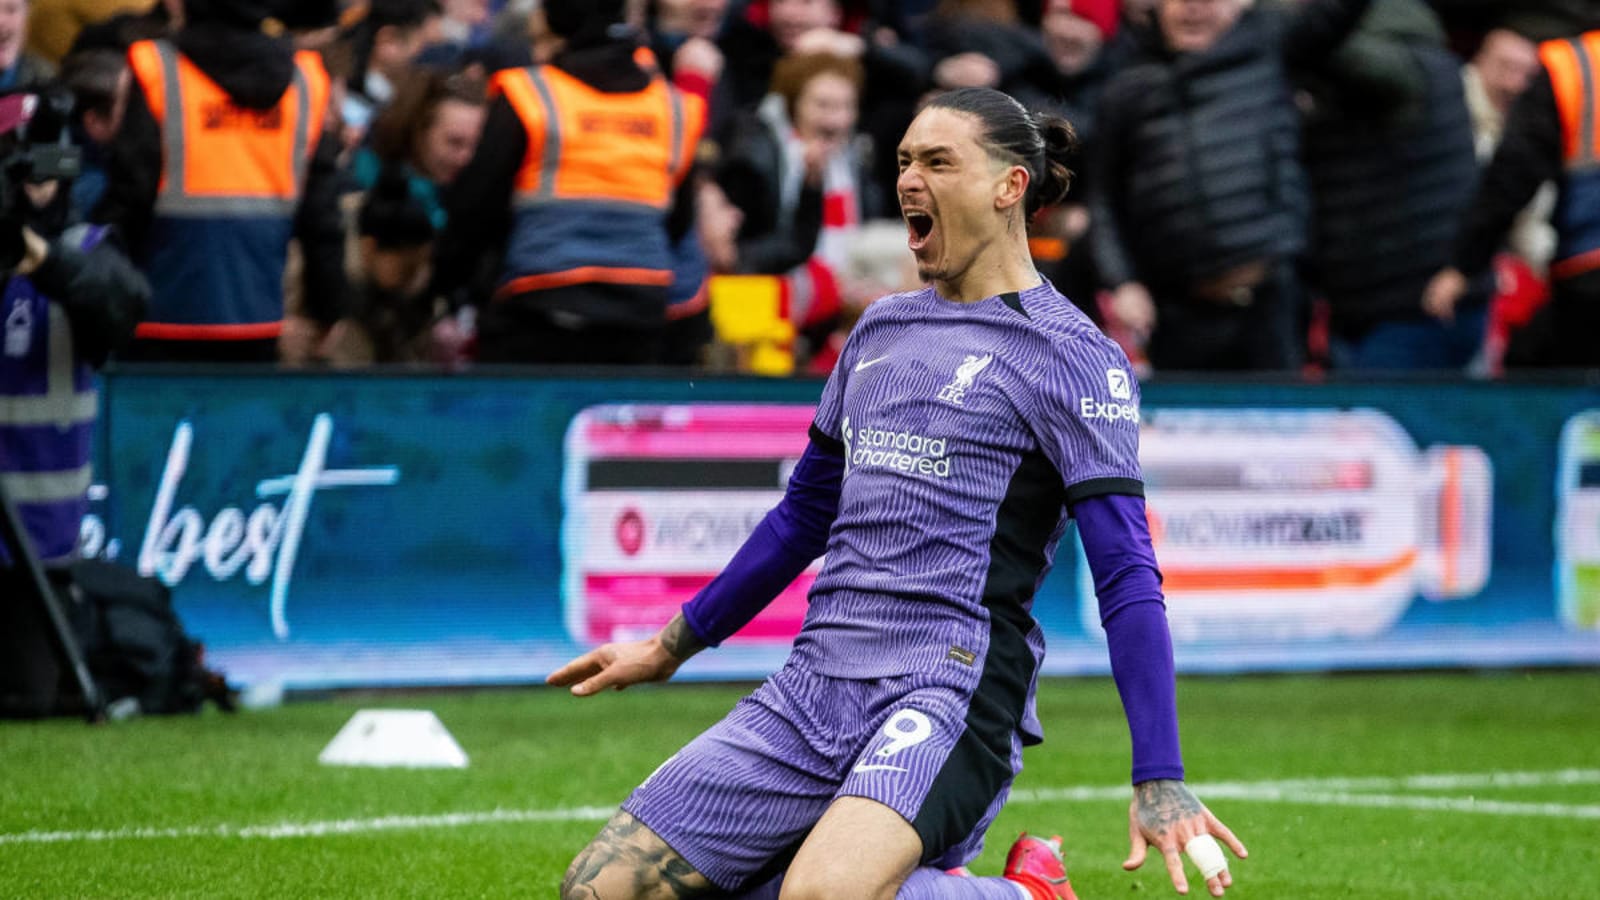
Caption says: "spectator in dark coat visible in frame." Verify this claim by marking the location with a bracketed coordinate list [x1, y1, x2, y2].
[716, 53, 876, 272]
[1433, 0, 1600, 45]
[1088, 0, 1371, 372]
[1425, 16, 1600, 368]
[922, 0, 1066, 108]
[716, 51, 880, 366]
[1026, 0, 1121, 321]
[58, 47, 126, 224]
[1296, 0, 1487, 371]
[340, 0, 443, 139]
[717, 0, 928, 206]
[1463, 28, 1554, 272]
[1035, 0, 1119, 133]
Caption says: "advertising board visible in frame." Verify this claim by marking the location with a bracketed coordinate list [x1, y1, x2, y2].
[86, 373, 1600, 687]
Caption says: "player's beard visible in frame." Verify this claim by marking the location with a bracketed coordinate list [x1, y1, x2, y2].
[912, 209, 988, 290]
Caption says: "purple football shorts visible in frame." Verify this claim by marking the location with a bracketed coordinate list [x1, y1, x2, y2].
[621, 659, 1024, 891]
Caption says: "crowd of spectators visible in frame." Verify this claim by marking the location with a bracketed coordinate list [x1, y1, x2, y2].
[12, 0, 1600, 373]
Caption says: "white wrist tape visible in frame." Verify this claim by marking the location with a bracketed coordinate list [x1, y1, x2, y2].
[1184, 834, 1228, 879]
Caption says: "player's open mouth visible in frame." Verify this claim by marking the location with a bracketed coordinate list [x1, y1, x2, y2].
[905, 211, 935, 252]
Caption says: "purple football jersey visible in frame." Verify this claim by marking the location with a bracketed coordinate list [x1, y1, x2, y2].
[795, 280, 1144, 736]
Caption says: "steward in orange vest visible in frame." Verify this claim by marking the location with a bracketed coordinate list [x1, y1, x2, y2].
[94, 0, 346, 363]
[1432, 26, 1600, 367]
[434, 0, 705, 365]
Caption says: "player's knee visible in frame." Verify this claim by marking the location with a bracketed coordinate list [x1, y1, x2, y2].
[558, 853, 597, 900]
[559, 852, 636, 900]
[560, 857, 696, 900]
[561, 812, 714, 899]
[560, 834, 632, 899]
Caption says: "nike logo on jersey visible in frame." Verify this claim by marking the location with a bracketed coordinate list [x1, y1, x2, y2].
[855, 355, 891, 373]
[852, 763, 909, 774]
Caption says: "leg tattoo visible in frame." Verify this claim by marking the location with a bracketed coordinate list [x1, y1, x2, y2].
[562, 811, 715, 899]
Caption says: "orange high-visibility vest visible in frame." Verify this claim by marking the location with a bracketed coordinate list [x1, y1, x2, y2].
[488, 61, 704, 303]
[1538, 33, 1600, 281]
[126, 39, 331, 340]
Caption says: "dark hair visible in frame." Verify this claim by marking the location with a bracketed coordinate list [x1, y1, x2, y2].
[359, 165, 436, 249]
[59, 49, 125, 123]
[544, 0, 628, 45]
[183, 0, 275, 29]
[369, 69, 485, 170]
[365, 0, 442, 31]
[925, 87, 1079, 218]
[275, 0, 341, 29]
[343, 0, 442, 86]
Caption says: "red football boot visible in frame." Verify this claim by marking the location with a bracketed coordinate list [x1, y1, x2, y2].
[1003, 833, 1079, 900]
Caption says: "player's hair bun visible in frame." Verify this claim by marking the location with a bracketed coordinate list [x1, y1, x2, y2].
[1027, 113, 1078, 218]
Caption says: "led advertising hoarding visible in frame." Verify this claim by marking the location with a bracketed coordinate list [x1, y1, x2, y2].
[87, 373, 1600, 688]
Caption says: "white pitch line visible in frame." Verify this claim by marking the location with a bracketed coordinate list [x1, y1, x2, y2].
[6, 769, 1600, 846]
[1227, 791, 1600, 820]
[1008, 768, 1600, 805]
[0, 806, 618, 846]
[1228, 768, 1600, 793]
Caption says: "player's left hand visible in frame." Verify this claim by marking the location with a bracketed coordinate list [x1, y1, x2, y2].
[1124, 779, 1247, 897]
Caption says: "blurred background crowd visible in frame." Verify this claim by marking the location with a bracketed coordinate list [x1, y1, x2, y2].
[12, 0, 1600, 375]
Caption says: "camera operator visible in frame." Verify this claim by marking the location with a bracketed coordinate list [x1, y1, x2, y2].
[0, 88, 147, 717]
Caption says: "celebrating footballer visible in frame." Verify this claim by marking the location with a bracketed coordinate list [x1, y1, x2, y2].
[549, 87, 1247, 900]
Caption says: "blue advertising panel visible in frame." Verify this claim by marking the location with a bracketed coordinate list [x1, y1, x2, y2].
[88, 371, 1600, 689]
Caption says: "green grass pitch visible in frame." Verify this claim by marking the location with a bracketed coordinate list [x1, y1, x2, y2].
[3, 671, 1599, 898]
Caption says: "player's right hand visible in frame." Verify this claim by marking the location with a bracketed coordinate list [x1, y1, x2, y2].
[546, 637, 684, 697]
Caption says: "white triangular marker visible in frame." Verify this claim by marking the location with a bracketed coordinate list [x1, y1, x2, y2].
[318, 709, 469, 769]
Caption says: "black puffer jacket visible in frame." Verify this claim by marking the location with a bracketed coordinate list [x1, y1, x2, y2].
[715, 5, 928, 143]
[1088, 0, 1372, 290]
[1297, 0, 1484, 334]
[922, 17, 1068, 108]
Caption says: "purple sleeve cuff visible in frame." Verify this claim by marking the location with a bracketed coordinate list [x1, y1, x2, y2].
[1072, 492, 1185, 783]
[681, 439, 844, 647]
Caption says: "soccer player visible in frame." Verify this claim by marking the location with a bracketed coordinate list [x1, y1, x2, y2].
[549, 87, 1247, 900]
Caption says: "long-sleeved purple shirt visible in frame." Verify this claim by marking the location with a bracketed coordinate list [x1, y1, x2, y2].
[683, 442, 1180, 783]
[683, 281, 1183, 782]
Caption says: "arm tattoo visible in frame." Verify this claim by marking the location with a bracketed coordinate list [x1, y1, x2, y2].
[660, 613, 707, 662]
[1134, 779, 1205, 839]
[562, 811, 714, 899]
